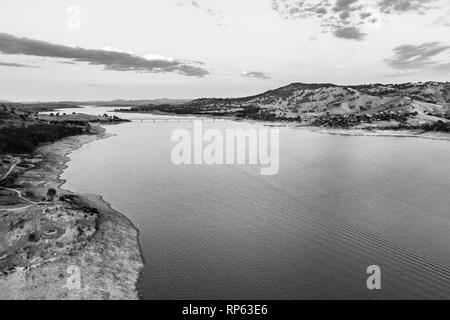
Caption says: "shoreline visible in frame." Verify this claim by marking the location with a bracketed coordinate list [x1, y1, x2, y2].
[192, 115, 450, 142]
[43, 125, 146, 299]
[113, 110, 450, 142]
[220, 117, 450, 141]
[287, 125, 450, 141]
[300, 126, 450, 141]
[0, 125, 144, 300]
[56, 127, 147, 297]
[56, 127, 146, 260]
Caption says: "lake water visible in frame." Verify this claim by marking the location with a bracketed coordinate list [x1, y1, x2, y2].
[59, 106, 450, 299]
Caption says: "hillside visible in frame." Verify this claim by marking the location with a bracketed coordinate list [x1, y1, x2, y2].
[179, 81, 450, 116]
[118, 81, 450, 131]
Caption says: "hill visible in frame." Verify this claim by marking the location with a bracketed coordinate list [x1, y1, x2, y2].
[180, 81, 450, 116]
[119, 81, 450, 131]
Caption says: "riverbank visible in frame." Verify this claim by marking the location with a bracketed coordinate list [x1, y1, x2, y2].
[0, 125, 144, 300]
[298, 126, 450, 141]
[219, 117, 450, 142]
[113, 109, 450, 142]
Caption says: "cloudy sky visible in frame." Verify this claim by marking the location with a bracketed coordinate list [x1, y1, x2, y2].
[0, 0, 449, 101]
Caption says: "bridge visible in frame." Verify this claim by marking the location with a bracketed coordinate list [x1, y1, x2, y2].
[134, 118, 229, 123]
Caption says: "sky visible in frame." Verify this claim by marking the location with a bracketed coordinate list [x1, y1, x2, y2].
[0, 0, 449, 101]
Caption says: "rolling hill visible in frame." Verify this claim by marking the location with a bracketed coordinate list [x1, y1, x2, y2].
[182, 81, 450, 117]
[119, 81, 450, 130]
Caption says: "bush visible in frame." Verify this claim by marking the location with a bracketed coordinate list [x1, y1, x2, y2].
[28, 232, 38, 242]
[422, 120, 450, 132]
[47, 188, 57, 200]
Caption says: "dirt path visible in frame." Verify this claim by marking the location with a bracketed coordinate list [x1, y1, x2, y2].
[0, 158, 20, 182]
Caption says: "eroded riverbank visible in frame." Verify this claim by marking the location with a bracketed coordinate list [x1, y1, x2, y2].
[0, 126, 143, 300]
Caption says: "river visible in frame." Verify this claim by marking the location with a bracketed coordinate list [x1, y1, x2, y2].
[58, 106, 450, 299]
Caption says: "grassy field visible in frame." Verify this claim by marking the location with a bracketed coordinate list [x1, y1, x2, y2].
[0, 188, 23, 206]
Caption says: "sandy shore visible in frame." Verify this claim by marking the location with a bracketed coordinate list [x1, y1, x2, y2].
[0, 126, 144, 300]
[224, 117, 450, 141]
[296, 126, 450, 141]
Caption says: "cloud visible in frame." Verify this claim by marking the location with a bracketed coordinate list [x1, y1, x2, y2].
[241, 71, 271, 80]
[82, 83, 120, 89]
[0, 61, 38, 68]
[0, 33, 209, 77]
[144, 54, 175, 63]
[333, 0, 359, 12]
[377, 0, 440, 14]
[57, 60, 76, 65]
[384, 42, 450, 74]
[334, 26, 367, 40]
[271, 0, 370, 40]
[432, 62, 450, 71]
[177, 0, 227, 26]
[271, 0, 445, 40]
[429, 9, 450, 26]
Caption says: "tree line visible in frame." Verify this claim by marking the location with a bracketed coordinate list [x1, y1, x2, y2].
[0, 123, 85, 154]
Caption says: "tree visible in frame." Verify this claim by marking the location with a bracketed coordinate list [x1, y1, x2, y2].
[47, 188, 57, 201]
[28, 232, 39, 242]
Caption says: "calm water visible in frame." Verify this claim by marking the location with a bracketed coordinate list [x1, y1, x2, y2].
[60, 106, 450, 299]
